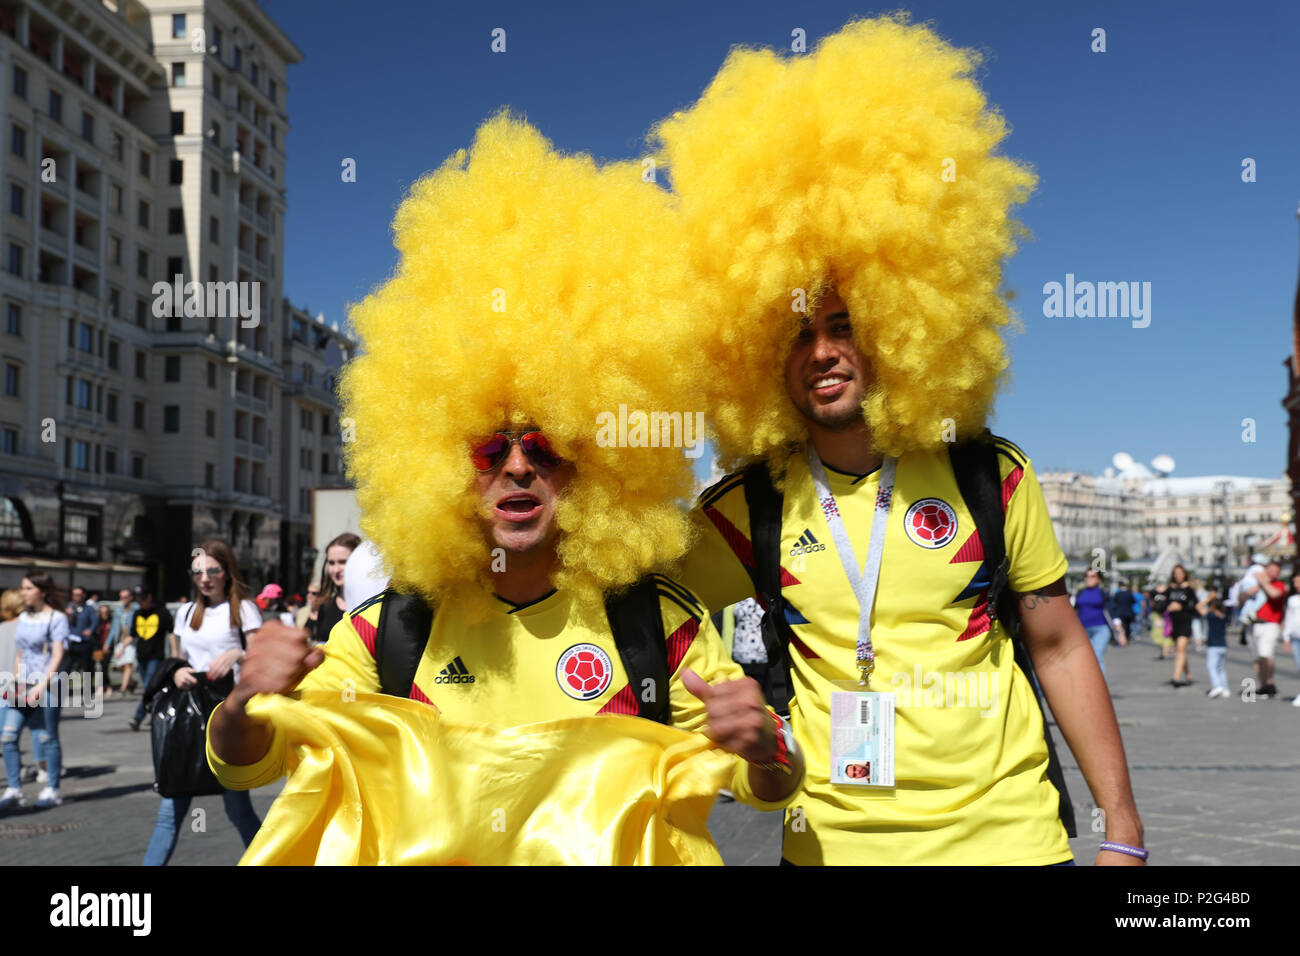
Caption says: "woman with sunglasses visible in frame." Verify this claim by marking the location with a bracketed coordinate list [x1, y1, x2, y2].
[311, 533, 361, 644]
[142, 539, 263, 865]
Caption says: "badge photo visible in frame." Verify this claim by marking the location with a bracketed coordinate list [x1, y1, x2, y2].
[903, 498, 958, 549]
[555, 643, 613, 700]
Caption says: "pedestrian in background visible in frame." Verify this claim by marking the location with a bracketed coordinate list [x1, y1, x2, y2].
[105, 588, 137, 701]
[295, 584, 318, 630]
[1, 572, 69, 809]
[1191, 578, 1208, 653]
[127, 591, 173, 731]
[142, 539, 262, 865]
[1200, 594, 1230, 699]
[1282, 572, 1300, 707]
[1150, 584, 1172, 660]
[1075, 569, 1121, 679]
[1248, 561, 1286, 699]
[1166, 565, 1197, 687]
[311, 533, 360, 644]
[1110, 580, 1135, 645]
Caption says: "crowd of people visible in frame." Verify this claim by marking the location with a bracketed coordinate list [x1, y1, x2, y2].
[1071, 557, 1300, 703]
[0, 530, 374, 863]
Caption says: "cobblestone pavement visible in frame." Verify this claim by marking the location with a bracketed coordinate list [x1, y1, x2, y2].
[2, 626, 1296, 865]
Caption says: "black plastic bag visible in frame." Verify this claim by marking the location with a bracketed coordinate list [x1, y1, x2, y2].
[149, 670, 235, 798]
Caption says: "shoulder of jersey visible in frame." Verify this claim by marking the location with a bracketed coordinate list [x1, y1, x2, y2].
[348, 589, 388, 628]
[648, 573, 705, 626]
[987, 433, 1029, 472]
[696, 468, 749, 510]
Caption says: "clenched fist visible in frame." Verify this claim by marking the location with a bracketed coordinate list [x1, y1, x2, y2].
[681, 668, 777, 764]
[228, 620, 325, 708]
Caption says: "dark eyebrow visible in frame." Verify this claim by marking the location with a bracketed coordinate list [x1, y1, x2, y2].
[826, 311, 851, 321]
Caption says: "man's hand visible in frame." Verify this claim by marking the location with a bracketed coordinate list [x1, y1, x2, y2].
[228, 621, 323, 707]
[681, 668, 776, 763]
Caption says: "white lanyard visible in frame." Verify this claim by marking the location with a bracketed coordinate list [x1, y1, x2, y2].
[807, 447, 897, 686]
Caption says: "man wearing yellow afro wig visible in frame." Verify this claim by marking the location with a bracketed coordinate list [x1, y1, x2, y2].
[206, 113, 804, 854]
[662, 16, 1144, 866]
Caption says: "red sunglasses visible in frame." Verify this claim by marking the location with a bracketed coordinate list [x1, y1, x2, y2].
[470, 430, 564, 472]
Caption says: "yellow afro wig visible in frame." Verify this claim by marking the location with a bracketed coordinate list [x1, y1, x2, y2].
[652, 13, 1037, 466]
[340, 113, 706, 609]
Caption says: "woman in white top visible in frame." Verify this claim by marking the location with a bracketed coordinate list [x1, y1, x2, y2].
[142, 539, 263, 865]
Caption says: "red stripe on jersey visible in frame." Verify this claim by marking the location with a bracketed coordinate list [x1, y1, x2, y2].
[664, 617, 699, 674]
[703, 506, 801, 587]
[409, 682, 433, 705]
[789, 633, 820, 659]
[950, 530, 984, 564]
[957, 593, 994, 642]
[1001, 466, 1024, 513]
[597, 683, 639, 716]
[352, 614, 377, 657]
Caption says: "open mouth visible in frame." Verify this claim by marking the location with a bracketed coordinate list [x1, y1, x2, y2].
[809, 373, 850, 400]
[495, 493, 543, 523]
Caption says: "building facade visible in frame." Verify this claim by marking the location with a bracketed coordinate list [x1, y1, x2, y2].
[0, 0, 349, 598]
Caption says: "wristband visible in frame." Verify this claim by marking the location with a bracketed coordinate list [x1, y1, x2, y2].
[751, 712, 796, 775]
[1099, 841, 1148, 861]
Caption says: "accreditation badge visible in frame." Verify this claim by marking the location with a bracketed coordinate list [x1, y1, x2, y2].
[829, 686, 894, 787]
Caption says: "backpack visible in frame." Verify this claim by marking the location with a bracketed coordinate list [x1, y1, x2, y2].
[372, 575, 672, 724]
[742, 429, 1078, 838]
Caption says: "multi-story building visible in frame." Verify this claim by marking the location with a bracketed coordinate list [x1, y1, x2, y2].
[0, 0, 339, 598]
[1039, 467, 1290, 574]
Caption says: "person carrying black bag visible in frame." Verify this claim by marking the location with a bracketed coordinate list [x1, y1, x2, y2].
[141, 539, 263, 866]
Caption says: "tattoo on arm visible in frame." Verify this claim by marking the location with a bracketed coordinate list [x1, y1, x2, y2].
[1019, 588, 1053, 610]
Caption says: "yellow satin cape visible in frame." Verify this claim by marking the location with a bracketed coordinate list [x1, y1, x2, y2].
[239, 690, 733, 865]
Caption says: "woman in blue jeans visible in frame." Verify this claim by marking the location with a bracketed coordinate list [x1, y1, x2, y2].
[1075, 569, 1124, 679]
[143, 539, 264, 865]
[1, 572, 70, 809]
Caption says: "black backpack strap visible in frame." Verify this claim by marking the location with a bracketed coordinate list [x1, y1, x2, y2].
[373, 588, 435, 698]
[949, 431, 1078, 838]
[742, 460, 793, 716]
[605, 576, 671, 724]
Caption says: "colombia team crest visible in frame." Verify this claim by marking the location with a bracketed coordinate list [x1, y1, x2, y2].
[904, 498, 958, 548]
[555, 643, 613, 700]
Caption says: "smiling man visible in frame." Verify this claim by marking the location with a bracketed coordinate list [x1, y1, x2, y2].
[659, 16, 1144, 866]
[206, 115, 803, 860]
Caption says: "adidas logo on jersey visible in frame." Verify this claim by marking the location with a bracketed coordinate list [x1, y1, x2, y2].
[790, 529, 827, 557]
[434, 657, 476, 684]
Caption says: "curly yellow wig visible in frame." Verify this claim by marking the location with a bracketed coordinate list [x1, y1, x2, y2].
[652, 13, 1037, 466]
[340, 113, 706, 608]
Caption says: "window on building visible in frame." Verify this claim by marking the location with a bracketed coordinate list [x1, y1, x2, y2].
[9, 183, 23, 217]
[268, 78, 277, 104]
[81, 111, 93, 142]
[139, 150, 151, 179]
[48, 90, 61, 122]
[10, 124, 24, 159]
[5, 303, 19, 336]
[136, 298, 147, 328]
[108, 339, 119, 369]
[209, 167, 220, 196]
[321, 452, 330, 474]
[105, 449, 116, 474]
[163, 405, 180, 432]
[233, 47, 242, 71]
[205, 463, 214, 488]
[138, 199, 150, 229]
[167, 312, 181, 333]
[207, 361, 216, 388]
[172, 62, 186, 88]
[209, 121, 220, 146]
[208, 215, 219, 243]
[72, 441, 89, 471]
[213, 26, 222, 54]
[212, 73, 221, 101]
[108, 287, 120, 317]
[133, 399, 145, 429]
[169, 158, 183, 184]
[3, 363, 18, 396]
[12, 66, 25, 100]
[106, 392, 118, 422]
[112, 132, 123, 162]
[205, 408, 215, 437]
[110, 183, 123, 215]
[74, 378, 91, 409]
[172, 13, 186, 39]
[164, 356, 180, 382]
[7, 243, 22, 277]
[131, 455, 143, 479]
[137, 249, 148, 279]
[167, 255, 182, 277]
[168, 208, 183, 234]
[134, 351, 146, 380]
[250, 63, 259, 85]
[321, 413, 331, 436]
[2, 428, 17, 455]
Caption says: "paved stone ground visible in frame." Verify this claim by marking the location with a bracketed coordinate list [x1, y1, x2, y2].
[709, 624, 1300, 865]
[2, 624, 1296, 865]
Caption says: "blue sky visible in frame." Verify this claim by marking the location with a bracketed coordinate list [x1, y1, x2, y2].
[270, 0, 1300, 481]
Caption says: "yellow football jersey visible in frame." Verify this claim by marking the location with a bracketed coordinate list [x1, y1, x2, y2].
[210, 575, 762, 796]
[677, 435, 1073, 865]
